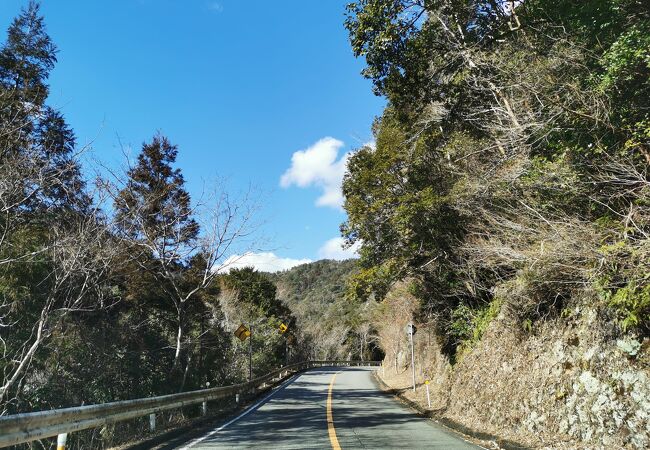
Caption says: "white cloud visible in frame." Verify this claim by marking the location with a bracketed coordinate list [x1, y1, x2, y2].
[206, 1, 223, 12]
[318, 237, 361, 261]
[280, 137, 351, 209]
[219, 252, 311, 273]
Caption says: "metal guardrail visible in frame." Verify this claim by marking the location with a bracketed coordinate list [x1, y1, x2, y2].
[0, 360, 380, 448]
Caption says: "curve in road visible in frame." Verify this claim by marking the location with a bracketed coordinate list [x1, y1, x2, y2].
[177, 367, 480, 449]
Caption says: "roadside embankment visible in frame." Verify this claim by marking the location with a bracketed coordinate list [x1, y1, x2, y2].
[376, 301, 649, 449]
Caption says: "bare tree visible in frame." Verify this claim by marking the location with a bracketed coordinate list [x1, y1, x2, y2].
[0, 197, 118, 411]
[105, 137, 262, 385]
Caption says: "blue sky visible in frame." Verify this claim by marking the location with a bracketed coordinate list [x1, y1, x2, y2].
[0, 1, 385, 270]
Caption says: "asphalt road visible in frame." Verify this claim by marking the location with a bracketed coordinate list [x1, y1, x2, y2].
[174, 367, 479, 449]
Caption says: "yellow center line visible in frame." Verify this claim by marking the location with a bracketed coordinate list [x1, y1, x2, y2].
[327, 372, 342, 450]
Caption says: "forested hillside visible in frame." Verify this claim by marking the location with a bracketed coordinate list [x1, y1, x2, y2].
[342, 1, 649, 447]
[271, 259, 379, 360]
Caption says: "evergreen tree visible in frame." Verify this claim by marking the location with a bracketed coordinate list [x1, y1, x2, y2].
[224, 267, 290, 319]
[0, 1, 101, 411]
[115, 134, 198, 247]
[114, 134, 202, 381]
[0, 0, 55, 105]
[0, 0, 86, 212]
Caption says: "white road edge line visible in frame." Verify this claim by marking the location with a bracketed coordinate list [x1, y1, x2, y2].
[179, 374, 299, 449]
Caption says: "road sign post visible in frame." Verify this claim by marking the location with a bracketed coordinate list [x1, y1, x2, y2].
[285, 338, 289, 366]
[425, 380, 431, 408]
[407, 322, 417, 392]
[249, 324, 253, 381]
[233, 324, 253, 381]
[278, 323, 290, 365]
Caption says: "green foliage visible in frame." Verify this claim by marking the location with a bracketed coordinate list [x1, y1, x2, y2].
[271, 259, 370, 359]
[343, 0, 650, 361]
[0, 0, 55, 104]
[597, 276, 650, 333]
[342, 109, 462, 302]
[0, 1, 97, 413]
[224, 267, 291, 320]
[594, 235, 650, 333]
[345, 0, 431, 104]
[272, 259, 357, 308]
[600, 23, 650, 87]
[115, 134, 199, 246]
[449, 298, 503, 360]
[216, 268, 298, 379]
[609, 283, 650, 331]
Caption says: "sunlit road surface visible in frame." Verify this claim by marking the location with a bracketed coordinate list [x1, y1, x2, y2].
[175, 367, 479, 449]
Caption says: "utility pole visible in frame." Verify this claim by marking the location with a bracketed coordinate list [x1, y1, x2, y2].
[408, 322, 416, 392]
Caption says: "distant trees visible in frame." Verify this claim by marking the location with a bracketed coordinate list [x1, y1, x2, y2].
[220, 267, 294, 376]
[272, 259, 379, 360]
[223, 267, 288, 317]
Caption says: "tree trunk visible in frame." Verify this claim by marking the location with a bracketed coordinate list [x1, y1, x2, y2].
[173, 307, 183, 371]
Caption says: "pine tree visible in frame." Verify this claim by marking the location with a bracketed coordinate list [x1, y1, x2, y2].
[115, 134, 200, 378]
[0, 3, 101, 409]
[0, 0, 86, 212]
[0, 0, 55, 105]
[116, 134, 199, 250]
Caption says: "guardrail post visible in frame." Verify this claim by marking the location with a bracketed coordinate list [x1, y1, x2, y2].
[0, 360, 387, 448]
[202, 400, 207, 416]
[56, 433, 67, 450]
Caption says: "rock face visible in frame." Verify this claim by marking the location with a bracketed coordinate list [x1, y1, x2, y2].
[381, 306, 649, 449]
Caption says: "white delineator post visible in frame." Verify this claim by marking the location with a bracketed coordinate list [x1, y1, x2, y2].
[149, 413, 156, 432]
[56, 433, 67, 450]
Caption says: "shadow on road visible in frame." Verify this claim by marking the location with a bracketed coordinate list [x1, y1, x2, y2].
[150, 368, 476, 449]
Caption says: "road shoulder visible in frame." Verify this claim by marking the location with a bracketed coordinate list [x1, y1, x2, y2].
[372, 371, 530, 450]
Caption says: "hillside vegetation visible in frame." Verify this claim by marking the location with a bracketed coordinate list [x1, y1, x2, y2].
[341, 1, 649, 447]
[343, 0, 649, 359]
[271, 259, 378, 360]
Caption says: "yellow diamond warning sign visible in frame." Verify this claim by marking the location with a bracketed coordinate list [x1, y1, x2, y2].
[234, 324, 251, 341]
[279, 323, 288, 334]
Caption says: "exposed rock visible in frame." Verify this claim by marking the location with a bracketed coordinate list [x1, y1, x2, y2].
[378, 306, 649, 449]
